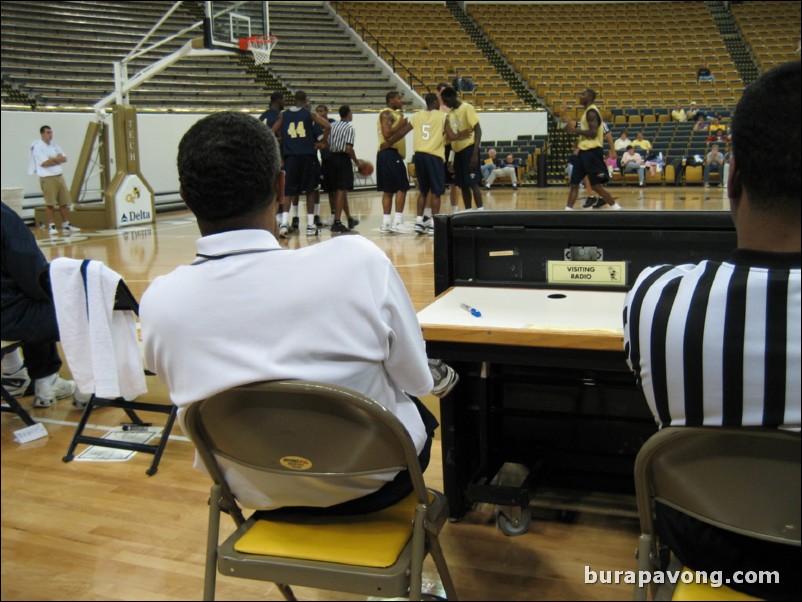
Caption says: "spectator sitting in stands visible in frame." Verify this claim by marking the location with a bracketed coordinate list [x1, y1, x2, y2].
[686, 102, 699, 122]
[633, 131, 652, 153]
[704, 143, 725, 187]
[452, 70, 474, 92]
[614, 130, 631, 154]
[671, 102, 687, 122]
[706, 128, 729, 144]
[621, 145, 647, 187]
[485, 154, 520, 190]
[697, 62, 715, 82]
[693, 114, 710, 131]
[480, 149, 502, 182]
[709, 116, 727, 135]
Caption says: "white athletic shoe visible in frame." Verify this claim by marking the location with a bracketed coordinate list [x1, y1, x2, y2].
[34, 374, 77, 408]
[390, 222, 411, 234]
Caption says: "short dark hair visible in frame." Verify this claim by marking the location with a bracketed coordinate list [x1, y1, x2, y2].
[439, 86, 457, 102]
[731, 61, 800, 216]
[424, 92, 439, 108]
[584, 88, 597, 102]
[40, 125, 51, 134]
[269, 92, 283, 104]
[626, 145, 633, 151]
[436, 82, 449, 92]
[177, 112, 280, 223]
[386, 91, 401, 104]
[339, 105, 351, 119]
[294, 90, 307, 104]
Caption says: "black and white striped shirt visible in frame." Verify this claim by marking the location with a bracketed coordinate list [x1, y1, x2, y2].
[328, 120, 355, 153]
[624, 250, 801, 431]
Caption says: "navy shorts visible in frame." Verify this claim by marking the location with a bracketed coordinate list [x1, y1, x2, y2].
[326, 153, 354, 191]
[376, 149, 410, 194]
[283, 155, 316, 196]
[453, 146, 481, 187]
[569, 147, 610, 186]
[413, 152, 446, 196]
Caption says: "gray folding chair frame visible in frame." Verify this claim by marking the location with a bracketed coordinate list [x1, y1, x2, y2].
[184, 380, 458, 601]
[633, 426, 801, 600]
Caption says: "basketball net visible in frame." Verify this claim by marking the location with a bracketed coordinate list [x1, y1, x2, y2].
[239, 35, 278, 65]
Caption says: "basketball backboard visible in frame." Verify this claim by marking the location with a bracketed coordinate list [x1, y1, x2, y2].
[204, 1, 269, 51]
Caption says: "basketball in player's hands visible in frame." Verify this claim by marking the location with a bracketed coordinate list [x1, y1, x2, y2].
[357, 160, 374, 176]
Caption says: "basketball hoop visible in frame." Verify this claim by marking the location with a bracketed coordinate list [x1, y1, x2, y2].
[239, 35, 278, 65]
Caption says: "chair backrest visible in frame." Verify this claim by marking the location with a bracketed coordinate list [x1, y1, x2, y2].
[635, 427, 801, 546]
[183, 380, 429, 507]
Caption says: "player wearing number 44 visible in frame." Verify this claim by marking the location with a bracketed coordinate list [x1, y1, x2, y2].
[271, 91, 331, 238]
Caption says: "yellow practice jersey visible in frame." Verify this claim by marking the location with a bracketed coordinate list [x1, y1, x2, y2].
[578, 103, 603, 151]
[377, 108, 407, 156]
[447, 102, 479, 152]
[411, 109, 447, 161]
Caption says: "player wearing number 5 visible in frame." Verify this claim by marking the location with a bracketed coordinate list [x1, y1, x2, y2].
[272, 91, 331, 237]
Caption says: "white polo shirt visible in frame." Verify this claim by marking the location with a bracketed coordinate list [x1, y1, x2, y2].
[30, 139, 65, 177]
[141, 229, 433, 509]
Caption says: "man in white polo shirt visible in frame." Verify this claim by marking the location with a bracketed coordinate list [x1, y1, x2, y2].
[142, 112, 457, 514]
[29, 125, 80, 235]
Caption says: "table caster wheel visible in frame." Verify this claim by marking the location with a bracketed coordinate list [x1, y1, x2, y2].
[497, 507, 531, 536]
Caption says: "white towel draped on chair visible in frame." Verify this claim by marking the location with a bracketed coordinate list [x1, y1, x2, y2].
[50, 257, 147, 400]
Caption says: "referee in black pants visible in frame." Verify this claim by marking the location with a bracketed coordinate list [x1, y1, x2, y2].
[326, 106, 361, 234]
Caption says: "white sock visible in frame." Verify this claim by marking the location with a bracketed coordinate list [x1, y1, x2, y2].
[34, 372, 58, 395]
[382, 214, 391, 226]
[611, 202, 623, 210]
[416, 216, 424, 224]
[394, 212, 404, 224]
[308, 214, 315, 227]
[565, 206, 574, 211]
[1, 348, 24, 374]
[451, 205, 459, 214]
[280, 212, 289, 225]
[423, 208, 433, 218]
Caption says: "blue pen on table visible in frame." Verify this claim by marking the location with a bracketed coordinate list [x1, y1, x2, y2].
[460, 303, 482, 317]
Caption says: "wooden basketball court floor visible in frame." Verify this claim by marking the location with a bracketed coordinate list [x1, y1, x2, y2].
[1, 185, 731, 601]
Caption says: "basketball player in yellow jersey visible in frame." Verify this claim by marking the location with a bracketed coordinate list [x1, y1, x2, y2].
[563, 88, 621, 210]
[382, 93, 464, 233]
[377, 91, 410, 233]
[440, 86, 483, 210]
[437, 82, 461, 214]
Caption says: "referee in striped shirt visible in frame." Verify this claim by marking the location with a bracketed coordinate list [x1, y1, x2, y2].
[624, 61, 800, 601]
[326, 105, 360, 234]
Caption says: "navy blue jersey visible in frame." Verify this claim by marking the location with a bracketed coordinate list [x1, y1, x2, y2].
[259, 108, 281, 129]
[280, 107, 316, 156]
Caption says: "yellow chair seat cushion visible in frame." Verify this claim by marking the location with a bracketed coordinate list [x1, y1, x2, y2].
[672, 569, 762, 601]
[234, 493, 417, 568]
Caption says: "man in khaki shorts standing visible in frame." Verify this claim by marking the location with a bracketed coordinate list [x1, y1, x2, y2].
[29, 125, 80, 235]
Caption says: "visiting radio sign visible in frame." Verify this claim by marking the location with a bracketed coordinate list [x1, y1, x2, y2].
[114, 174, 153, 227]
